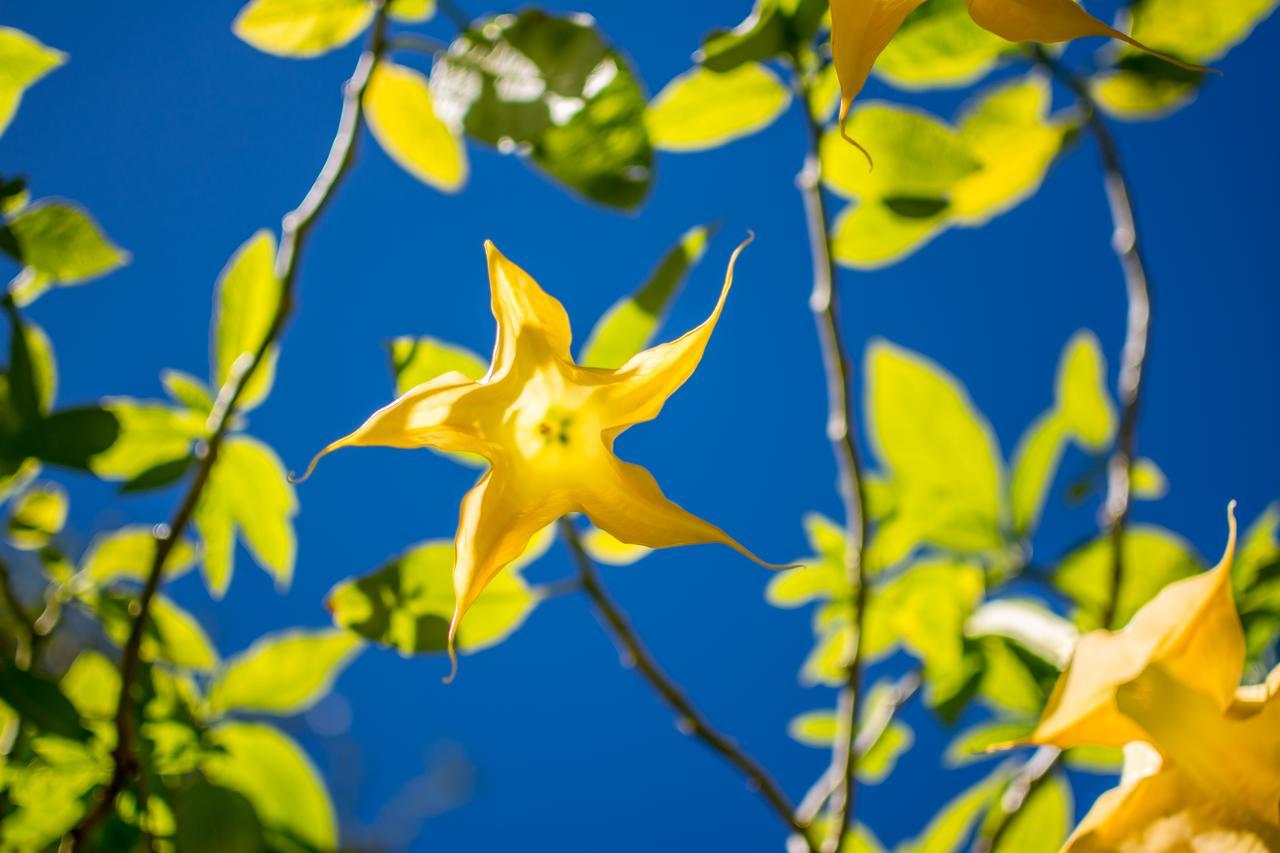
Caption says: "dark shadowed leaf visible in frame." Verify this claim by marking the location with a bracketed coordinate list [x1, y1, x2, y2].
[0, 663, 90, 741]
[174, 779, 266, 853]
[13, 406, 120, 471]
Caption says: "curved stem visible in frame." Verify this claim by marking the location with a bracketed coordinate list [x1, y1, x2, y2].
[558, 518, 818, 852]
[979, 47, 1157, 849]
[66, 8, 391, 847]
[789, 66, 872, 853]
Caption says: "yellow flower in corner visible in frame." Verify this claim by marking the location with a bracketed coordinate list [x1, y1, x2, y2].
[301, 238, 783, 678]
[1025, 504, 1280, 850]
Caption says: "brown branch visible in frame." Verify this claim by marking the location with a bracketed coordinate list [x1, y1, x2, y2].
[558, 518, 818, 852]
[66, 7, 391, 847]
[789, 65, 873, 853]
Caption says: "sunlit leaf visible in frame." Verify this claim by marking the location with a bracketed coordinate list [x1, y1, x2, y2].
[3, 200, 127, 303]
[579, 223, 714, 369]
[1, 739, 102, 848]
[161, 368, 215, 414]
[98, 593, 218, 671]
[388, 0, 434, 23]
[1124, 0, 1277, 65]
[388, 336, 487, 395]
[212, 230, 280, 412]
[1062, 744, 1123, 774]
[988, 771, 1072, 852]
[1054, 330, 1115, 450]
[974, 635, 1057, 715]
[209, 628, 361, 716]
[859, 720, 913, 784]
[898, 768, 1005, 853]
[204, 722, 338, 852]
[646, 64, 790, 152]
[875, 0, 1007, 90]
[233, 0, 373, 58]
[79, 525, 197, 587]
[788, 709, 837, 747]
[430, 11, 652, 210]
[1054, 526, 1200, 630]
[1130, 457, 1167, 500]
[328, 532, 549, 655]
[808, 62, 839, 123]
[1091, 55, 1202, 120]
[697, 0, 790, 72]
[365, 62, 467, 193]
[4, 312, 56, 422]
[5, 481, 65, 550]
[945, 719, 1035, 766]
[89, 398, 203, 480]
[61, 650, 120, 722]
[581, 526, 652, 565]
[830, 201, 948, 270]
[1009, 412, 1067, 536]
[0, 27, 64, 137]
[801, 620, 853, 687]
[866, 341, 1006, 560]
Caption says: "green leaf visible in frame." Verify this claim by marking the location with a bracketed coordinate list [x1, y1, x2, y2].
[898, 768, 1006, 853]
[204, 722, 338, 852]
[875, 0, 1007, 90]
[60, 650, 121, 721]
[0, 662, 90, 741]
[212, 230, 280, 412]
[1, 739, 103, 848]
[646, 64, 790, 152]
[1054, 526, 1200, 630]
[696, 0, 826, 72]
[118, 454, 195, 494]
[365, 62, 467, 192]
[194, 435, 297, 596]
[1124, 0, 1277, 65]
[1091, 55, 1203, 121]
[4, 200, 128, 298]
[99, 592, 218, 671]
[1054, 330, 1115, 450]
[945, 719, 1035, 766]
[89, 398, 203, 480]
[3, 309, 56, 425]
[388, 0, 434, 23]
[580, 526, 652, 565]
[161, 369, 215, 414]
[12, 406, 121, 471]
[787, 709, 837, 747]
[865, 341, 1006, 561]
[973, 635, 1057, 715]
[209, 628, 361, 716]
[233, 0, 373, 58]
[328, 534, 549, 655]
[388, 336, 487, 396]
[830, 201, 948, 271]
[766, 561, 846, 608]
[1130, 457, 1168, 500]
[431, 11, 652, 210]
[174, 779, 266, 853]
[1009, 412, 1068, 536]
[1062, 744, 1124, 774]
[989, 771, 1072, 853]
[859, 720, 913, 784]
[78, 525, 197, 587]
[801, 620, 853, 687]
[5, 481, 66, 549]
[579, 223, 715, 369]
[0, 27, 65, 138]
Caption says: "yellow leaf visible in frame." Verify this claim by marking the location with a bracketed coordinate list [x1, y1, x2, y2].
[233, 0, 373, 58]
[364, 62, 467, 193]
[0, 28, 65, 137]
[646, 64, 791, 152]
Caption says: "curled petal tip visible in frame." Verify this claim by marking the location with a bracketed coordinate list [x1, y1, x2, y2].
[442, 619, 460, 685]
[288, 448, 328, 484]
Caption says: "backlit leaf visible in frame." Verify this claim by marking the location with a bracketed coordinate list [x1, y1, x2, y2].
[1009, 412, 1067, 536]
[4, 200, 128, 301]
[60, 650, 120, 721]
[209, 628, 361, 716]
[830, 201, 948, 270]
[945, 719, 1035, 766]
[989, 771, 1071, 852]
[12, 406, 121, 472]
[78, 525, 197, 588]
[89, 398, 203, 480]
[5, 481, 66, 549]
[0, 27, 65, 137]
[212, 230, 280, 412]
[646, 64, 790, 152]
[875, 0, 1007, 90]
[898, 768, 1005, 853]
[787, 709, 837, 747]
[859, 720, 913, 784]
[99, 593, 218, 671]
[580, 526, 652, 565]
[1130, 457, 1168, 499]
[161, 369, 215, 414]
[233, 0, 373, 58]
[1054, 526, 1200, 629]
[389, 0, 434, 23]
[388, 336, 487, 396]
[365, 62, 467, 192]
[1054, 330, 1115, 450]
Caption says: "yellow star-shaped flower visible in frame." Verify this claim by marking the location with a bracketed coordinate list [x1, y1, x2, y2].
[301, 238, 782, 677]
[1022, 504, 1280, 849]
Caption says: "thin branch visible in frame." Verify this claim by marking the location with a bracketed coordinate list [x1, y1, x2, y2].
[66, 7, 392, 847]
[790, 64, 873, 853]
[558, 518, 818, 852]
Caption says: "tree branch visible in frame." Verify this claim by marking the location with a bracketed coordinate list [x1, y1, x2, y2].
[789, 65, 873, 853]
[66, 7, 391, 847]
[558, 518, 818, 852]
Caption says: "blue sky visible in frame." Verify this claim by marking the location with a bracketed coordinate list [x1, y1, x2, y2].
[3, 1, 1278, 849]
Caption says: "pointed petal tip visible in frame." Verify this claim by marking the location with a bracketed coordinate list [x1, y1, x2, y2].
[442, 614, 460, 684]
[1221, 499, 1238, 566]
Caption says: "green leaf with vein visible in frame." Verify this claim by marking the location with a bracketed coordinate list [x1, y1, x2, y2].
[233, 0, 373, 58]
[646, 64, 790, 152]
[1055, 526, 1200, 630]
[209, 628, 361, 716]
[79, 525, 197, 587]
[329, 529, 552, 655]
[0, 27, 65, 138]
[875, 0, 1008, 90]
[579, 223, 715, 369]
[194, 435, 297, 597]
[204, 722, 340, 851]
[5, 481, 66, 550]
[213, 230, 281, 412]
[365, 62, 467, 193]
[89, 398, 204, 480]
[697, 0, 827, 72]
[865, 341, 1006, 564]
[3, 200, 128, 305]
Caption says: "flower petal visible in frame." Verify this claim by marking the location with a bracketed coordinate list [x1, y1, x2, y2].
[485, 241, 574, 376]
[966, 0, 1211, 73]
[294, 371, 493, 481]
[1031, 505, 1242, 748]
[597, 236, 750, 435]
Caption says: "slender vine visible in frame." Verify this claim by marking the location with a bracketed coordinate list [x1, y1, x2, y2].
[67, 5, 391, 846]
[976, 47, 1159, 849]
[789, 61, 873, 853]
[557, 518, 820, 853]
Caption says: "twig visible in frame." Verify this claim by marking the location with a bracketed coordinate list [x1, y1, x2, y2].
[558, 518, 818, 852]
[65, 7, 392, 847]
[790, 65, 873, 853]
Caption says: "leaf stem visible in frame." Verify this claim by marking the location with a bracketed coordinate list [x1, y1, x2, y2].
[789, 65, 873, 853]
[557, 517, 818, 851]
[65, 7, 392, 847]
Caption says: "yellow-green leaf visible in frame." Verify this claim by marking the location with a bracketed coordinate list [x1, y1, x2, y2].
[100, 592, 218, 671]
[78, 525, 198, 588]
[212, 230, 280, 412]
[209, 628, 361, 716]
[859, 720, 912, 784]
[1009, 412, 1067, 536]
[61, 650, 120, 721]
[945, 719, 1035, 766]
[875, 0, 1007, 90]
[1054, 526, 1200, 629]
[787, 709, 837, 747]
[89, 399, 203, 480]
[1130, 457, 1168, 499]
[990, 772, 1072, 853]
[1126, 0, 1277, 64]
[579, 223, 714, 369]
[898, 768, 1005, 853]
[1054, 330, 1115, 450]
[580, 526, 652, 565]
[4, 200, 128, 299]
[1091, 59, 1201, 121]
[388, 336, 487, 396]
[364, 62, 467, 193]
[233, 0, 374, 58]
[830, 200, 948, 270]
[0, 28, 65, 138]
[5, 482, 66, 550]
[161, 369, 215, 414]
[388, 0, 435, 22]
[646, 64, 790, 152]
[204, 722, 337, 852]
